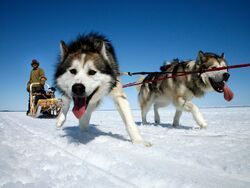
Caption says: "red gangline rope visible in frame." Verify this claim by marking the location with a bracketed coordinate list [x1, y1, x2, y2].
[122, 63, 250, 88]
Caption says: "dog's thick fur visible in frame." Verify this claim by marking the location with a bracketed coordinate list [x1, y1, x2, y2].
[55, 33, 150, 146]
[137, 51, 231, 128]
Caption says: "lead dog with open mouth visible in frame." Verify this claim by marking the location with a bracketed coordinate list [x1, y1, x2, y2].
[137, 51, 234, 128]
[55, 33, 150, 146]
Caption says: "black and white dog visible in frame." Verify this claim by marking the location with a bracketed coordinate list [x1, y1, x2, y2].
[54, 33, 150, 146]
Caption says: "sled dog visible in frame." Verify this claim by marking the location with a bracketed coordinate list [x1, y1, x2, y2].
[137, 51, 234, 128]
[55, 33, 150, 146]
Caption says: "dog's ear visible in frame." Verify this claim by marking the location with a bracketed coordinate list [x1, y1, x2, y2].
[60, 40, 68, 61]
[221, 52, 225, 59]
[100, 41, 109, 62]
[92, 37, 111, 62]
[197, 50, 205, 64]
[93, 39, 110, 62]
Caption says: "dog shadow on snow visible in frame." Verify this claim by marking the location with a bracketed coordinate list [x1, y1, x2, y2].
[61, 124, 130, 145]
[135, 121, 193, 130]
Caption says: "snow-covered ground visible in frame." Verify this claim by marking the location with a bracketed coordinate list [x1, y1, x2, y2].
[0, 107, 250, 188]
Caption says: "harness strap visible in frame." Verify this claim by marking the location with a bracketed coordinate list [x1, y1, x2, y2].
[122, 63, 250, 88]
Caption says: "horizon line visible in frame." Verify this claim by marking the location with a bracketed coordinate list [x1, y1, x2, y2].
[1, 105, 250, 112]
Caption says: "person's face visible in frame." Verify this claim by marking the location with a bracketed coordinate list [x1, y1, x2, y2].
[32, 63, 38, 69]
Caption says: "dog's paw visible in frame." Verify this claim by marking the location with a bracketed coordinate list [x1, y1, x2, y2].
[143, 141, 153, 147]
[194, 123, 207, 129]
[142, 121, 150, 125]
[132, 139, 152, 147]
[200, 126, 207, 129]
[172, 123, 179, 127]
[199, 123, 208, 129]
[56, 121, 64, 128]
[154, 120, 160, 124]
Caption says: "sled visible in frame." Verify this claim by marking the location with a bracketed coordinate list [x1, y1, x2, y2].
[29, 83, 63, 118]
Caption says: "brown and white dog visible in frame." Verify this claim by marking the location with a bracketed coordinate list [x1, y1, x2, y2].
[137, 51, 234, 128]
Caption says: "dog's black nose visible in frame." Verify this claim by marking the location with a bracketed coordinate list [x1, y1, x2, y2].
[72, 84, 85, 96]
[223, 73, 230, 81]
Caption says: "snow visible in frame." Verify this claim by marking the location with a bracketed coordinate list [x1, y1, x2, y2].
[0, 107, 250, 188]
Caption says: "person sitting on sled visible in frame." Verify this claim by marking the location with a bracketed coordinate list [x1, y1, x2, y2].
[33, 76, 53, 109]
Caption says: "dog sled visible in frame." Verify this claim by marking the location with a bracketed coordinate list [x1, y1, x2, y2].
[28, 82, 63, 118]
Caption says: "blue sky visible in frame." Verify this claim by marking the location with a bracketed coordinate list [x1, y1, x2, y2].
[0, 0, 250, 111]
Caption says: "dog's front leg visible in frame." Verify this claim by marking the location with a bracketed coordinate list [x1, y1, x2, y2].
[79, 104, 96, 132]
[56, 95, 71, 128]
[111, 82, 151, 146]
[175, 97, 207, 128]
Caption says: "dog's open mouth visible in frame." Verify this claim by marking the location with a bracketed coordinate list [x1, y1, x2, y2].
[72, 87, 99, 119]
[209, 78, 224, 93]
[209, 78, 234, 101]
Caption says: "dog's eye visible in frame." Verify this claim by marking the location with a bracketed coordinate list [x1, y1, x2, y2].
[88, 69, 96, 76]
[69, 69, 77, 75]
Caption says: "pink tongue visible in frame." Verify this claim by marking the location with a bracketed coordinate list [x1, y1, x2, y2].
[72, 97, 86, 119]
[223, 83, 234, 101]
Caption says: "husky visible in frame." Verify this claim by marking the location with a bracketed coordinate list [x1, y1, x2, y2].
[55, 33, 150, 146]
[137, 51, 234, 128]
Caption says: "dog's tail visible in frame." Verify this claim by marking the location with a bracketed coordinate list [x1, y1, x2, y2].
[137, 76, 151, 111]
[135, 76, 145, 91]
